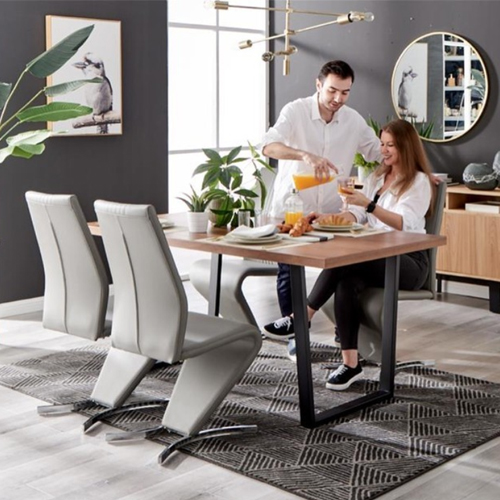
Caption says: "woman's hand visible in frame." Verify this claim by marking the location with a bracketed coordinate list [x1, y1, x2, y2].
[345, 189, 370, 209]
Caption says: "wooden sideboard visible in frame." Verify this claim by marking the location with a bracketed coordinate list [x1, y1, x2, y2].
[436, 184, 500, 312]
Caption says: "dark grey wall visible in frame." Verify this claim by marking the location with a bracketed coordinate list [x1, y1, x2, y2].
[0, 0, 168, 302]
[269, 0, 498, 180]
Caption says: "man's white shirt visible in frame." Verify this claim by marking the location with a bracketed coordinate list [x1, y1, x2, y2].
[262, 93, 381, 218]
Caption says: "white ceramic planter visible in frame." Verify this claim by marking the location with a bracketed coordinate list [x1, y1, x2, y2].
[187, 212, 209, 233]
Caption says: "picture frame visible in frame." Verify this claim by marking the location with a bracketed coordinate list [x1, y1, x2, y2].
[45, 15, 122, 136]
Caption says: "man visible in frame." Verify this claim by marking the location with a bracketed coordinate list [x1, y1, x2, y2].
[261, 60, 381, 340]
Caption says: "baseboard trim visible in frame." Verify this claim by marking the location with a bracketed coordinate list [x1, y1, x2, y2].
[441, 280, 489, 300]
[0, 296, 43, 318]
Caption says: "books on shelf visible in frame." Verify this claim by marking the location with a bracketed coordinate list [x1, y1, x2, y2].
[465, 201, 500, 214]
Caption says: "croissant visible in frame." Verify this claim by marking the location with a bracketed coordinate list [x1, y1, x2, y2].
[289, 217, 313, 237]
[316, 214, 351, 226]
[277, 223, 293, 233]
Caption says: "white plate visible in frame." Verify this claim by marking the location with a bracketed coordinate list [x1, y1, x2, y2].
[158, 218, 175, 229]
[225, 234, 282, 244]
[312, 222, 363, 232]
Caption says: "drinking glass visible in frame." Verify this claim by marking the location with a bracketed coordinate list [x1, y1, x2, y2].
[337, 176, 355, 211]
[238, 209, 251, 227]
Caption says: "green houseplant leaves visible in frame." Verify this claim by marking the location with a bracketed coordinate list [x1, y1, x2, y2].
[192, 143, 275, 227]
[0, 24, 100, 163]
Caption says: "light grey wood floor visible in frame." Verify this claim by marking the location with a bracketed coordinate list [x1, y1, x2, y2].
[1, 272, 500, 499]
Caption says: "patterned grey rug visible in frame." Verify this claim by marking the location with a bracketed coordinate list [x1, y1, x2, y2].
[1, 340, 500, 500]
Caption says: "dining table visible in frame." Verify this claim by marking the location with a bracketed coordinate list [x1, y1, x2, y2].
[89, 212, 446, 429]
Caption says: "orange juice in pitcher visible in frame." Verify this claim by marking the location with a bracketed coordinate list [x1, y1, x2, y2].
[292, 173, 335, 190]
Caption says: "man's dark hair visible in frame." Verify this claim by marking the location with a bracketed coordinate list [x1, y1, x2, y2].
[318, 60, 355, 83]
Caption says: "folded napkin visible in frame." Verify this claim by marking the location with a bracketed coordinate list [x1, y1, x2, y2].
[230, 224, 278, 239]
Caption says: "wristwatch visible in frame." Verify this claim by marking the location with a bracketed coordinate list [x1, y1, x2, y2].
[366, 200, 377, 213]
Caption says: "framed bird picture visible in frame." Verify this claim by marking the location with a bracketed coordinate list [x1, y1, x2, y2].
[45, 15, 122, 136]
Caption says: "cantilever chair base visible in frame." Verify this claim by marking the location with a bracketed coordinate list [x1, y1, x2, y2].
[190, 259, 278, 326]
[83, 399, 170, 433]
[158, 424, 258, 465]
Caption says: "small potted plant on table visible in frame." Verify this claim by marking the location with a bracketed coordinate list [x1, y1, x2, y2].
[177, 186, 222, 233]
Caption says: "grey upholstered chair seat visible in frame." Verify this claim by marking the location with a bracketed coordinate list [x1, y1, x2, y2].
[93, 200, 262, 463]
[182, 312, 259, 357]
[190, 258, 278, 326]
[321, 180, 446, 364]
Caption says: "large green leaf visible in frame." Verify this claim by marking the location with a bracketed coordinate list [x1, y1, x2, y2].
[0, 142, 46, 163]
[6, 129, 52, 146]
[202, 167, 221, 189]
[202, 148, 222, 164]
[235, 189, 258, 198]
[192, 163, 213, 176]
[225, 146, 242, 164]
[0, 82, 12, 111]
[27, 25, 94, 78]
[12, 143, 45, 157]
[0, 146, 14, 163]
[44, 78, 102, 97]
[17, 102, 92, 122]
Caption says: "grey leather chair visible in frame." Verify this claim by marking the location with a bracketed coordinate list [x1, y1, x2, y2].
[190, 258, 278, 326]
[320, 180, 447, 364]
[25, 191, 112, 415]
[93, 200, 262, 464]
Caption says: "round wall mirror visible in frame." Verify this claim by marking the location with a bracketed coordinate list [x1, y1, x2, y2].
[391, 32, 488, 142]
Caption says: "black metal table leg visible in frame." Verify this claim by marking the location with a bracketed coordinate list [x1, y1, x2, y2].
[290, 265, 316, 428]
[208, 253, 222, 317]
[379, 255, 400, 393]
[290, 255, 401, 428]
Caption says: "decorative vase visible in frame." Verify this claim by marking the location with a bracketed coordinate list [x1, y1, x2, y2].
[187, 212, 209, 233]
[463, 162, 498, 190]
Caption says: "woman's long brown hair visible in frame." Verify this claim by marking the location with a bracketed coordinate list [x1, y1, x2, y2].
[376, 119, 435, 212]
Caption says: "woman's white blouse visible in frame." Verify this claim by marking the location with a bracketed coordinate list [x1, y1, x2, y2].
[349, 171, 432, 233]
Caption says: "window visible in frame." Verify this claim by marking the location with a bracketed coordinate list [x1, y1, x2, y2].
[167, 0, 268, 213]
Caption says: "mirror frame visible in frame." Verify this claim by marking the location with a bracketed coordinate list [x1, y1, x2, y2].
[391, 31, 489, 143]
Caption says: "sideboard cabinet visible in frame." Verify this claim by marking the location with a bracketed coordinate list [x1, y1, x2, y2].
[436, 184, 500, 312]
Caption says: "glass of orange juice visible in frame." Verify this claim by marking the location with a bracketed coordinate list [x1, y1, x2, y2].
[337, 176, 355, 211]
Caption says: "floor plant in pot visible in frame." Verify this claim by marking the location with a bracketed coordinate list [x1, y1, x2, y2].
[0, 25, 100, 163]
[192, 143, 274, 228]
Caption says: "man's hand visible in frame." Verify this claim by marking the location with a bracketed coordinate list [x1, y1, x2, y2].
[302, 152, 338, 181]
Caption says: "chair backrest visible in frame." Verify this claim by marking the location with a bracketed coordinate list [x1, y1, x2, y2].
[94, 200, 187, 364]
[419, 180, 447, 295]
[25, 191, 109, 340]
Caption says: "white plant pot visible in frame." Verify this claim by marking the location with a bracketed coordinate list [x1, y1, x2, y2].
[187, 212, 209, 233]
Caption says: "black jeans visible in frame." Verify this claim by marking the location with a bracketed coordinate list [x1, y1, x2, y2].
[307, 251, 429, 350]
[277, 263, 293, 317]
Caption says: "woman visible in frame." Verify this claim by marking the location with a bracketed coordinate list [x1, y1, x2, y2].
[264, 119, 435, 391]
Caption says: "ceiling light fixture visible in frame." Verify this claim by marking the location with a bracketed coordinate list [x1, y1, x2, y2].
[205, 1, 374, 75]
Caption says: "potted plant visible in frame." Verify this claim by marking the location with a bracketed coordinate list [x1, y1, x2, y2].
[353, 116, 381, 182]
[192, 142, 274, 227]
[177, 185, 223, 232]
[0, 25, 100, 163]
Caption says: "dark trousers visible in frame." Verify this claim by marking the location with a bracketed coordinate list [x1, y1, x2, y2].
[307, 251, 429, 350]
[277, 263, 293, 317]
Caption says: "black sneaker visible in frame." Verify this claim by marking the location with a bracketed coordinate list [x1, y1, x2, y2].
[263, 316, 310, 340]
[287, 338, 296, 362]
[325, 364, 364, 391]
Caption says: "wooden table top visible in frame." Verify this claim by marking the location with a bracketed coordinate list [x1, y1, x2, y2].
[89, 213, 446, 271]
